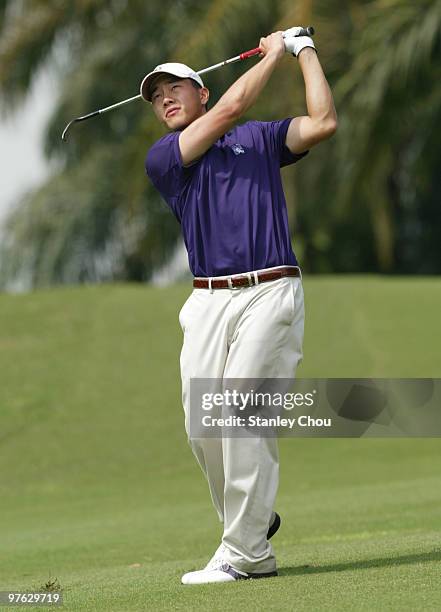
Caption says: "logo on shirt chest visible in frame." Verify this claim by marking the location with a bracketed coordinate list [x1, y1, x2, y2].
[230, 143, 245, 156]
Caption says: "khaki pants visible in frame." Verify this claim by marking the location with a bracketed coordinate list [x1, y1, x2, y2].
[179, 271, 305, 573]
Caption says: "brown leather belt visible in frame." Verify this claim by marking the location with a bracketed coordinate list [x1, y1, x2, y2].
[193, 266, 301, 290]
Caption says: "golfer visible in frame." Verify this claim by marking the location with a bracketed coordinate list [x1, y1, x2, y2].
[143, 30, 337, 584]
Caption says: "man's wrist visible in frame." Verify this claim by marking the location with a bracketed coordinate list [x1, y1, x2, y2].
[296, 46, 317, 61]
[263, 50, 283, 64]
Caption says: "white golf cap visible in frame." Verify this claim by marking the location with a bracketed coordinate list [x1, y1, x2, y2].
[140, 62, 204, 102]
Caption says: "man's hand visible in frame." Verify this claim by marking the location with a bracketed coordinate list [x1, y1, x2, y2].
[258, 32, 285, 61]
[284, 30, 316, 58]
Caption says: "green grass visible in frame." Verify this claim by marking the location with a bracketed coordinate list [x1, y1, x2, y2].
[0, 277, 440, 611]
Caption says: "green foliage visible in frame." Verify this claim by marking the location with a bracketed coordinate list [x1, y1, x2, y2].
[0, 144, 179, 286]
[331, 0, 441, 271]
[0, 0, 440, 287]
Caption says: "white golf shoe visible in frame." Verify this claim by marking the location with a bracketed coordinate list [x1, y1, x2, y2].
[182, 514, 281, 584]
[204, 543, 227, 570]
[204, 512, 281, 571]
[181, 561, 278, 584]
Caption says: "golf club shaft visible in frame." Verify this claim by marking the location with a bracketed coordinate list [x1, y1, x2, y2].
[62, 26, 315, 140]
[199, 26, 315, 74]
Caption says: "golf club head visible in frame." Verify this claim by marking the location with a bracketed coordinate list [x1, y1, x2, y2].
[61, 110, 101, 141]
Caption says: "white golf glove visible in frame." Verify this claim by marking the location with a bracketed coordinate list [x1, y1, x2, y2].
[283, 27, 315, 58]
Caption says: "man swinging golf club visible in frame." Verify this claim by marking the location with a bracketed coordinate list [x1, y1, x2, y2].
[143, 28, 337, 584]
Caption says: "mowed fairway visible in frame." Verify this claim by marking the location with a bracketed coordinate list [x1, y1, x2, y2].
[1, 277, 440, 611]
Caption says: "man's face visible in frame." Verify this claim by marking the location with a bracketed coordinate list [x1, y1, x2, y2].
[150, 76, 209, 131]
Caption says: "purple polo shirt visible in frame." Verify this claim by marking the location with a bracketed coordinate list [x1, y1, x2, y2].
[145, 118, 308, 277]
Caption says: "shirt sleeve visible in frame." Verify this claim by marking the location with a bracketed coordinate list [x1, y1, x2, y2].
[145, 132, 196, 219]
[256, 118, 309, 168]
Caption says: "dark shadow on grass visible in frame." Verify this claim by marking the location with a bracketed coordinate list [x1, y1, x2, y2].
[279, 549, 441, 577]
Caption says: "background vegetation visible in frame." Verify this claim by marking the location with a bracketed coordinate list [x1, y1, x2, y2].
[0, 0, 440, 288]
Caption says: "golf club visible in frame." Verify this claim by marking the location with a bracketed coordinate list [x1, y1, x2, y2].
[61, 26, 315, 141]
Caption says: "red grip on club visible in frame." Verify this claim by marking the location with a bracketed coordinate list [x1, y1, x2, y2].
[239, 47, 261, 60]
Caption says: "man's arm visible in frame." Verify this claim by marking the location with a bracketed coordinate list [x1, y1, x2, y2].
[285, 48, 338, 154]
[179, 33, 284, 166]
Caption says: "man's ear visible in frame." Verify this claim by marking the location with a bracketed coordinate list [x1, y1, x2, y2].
[200, 87, 209, 106]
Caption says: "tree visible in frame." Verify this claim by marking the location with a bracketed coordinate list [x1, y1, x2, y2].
[295, 0, 441, 273]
